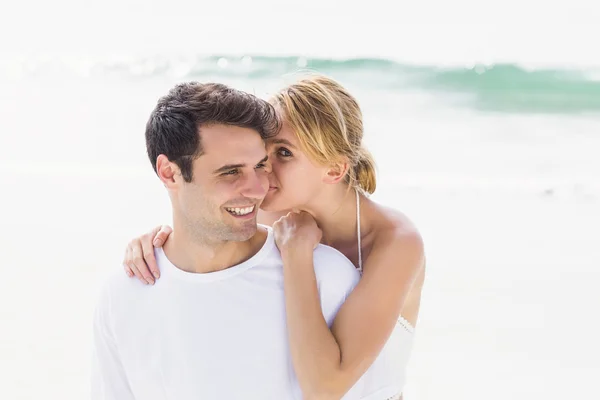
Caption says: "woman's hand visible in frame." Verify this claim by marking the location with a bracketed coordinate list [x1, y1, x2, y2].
[272, 211, 322, 258]
[122, 225, 173, 285]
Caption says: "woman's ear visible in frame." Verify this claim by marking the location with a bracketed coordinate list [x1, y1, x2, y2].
[322, 161, 349, 185]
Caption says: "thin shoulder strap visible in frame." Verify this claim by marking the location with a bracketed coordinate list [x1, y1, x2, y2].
[356, 189, 363, 274]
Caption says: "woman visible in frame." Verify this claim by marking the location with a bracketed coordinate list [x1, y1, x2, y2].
[123, 74, 426, 399]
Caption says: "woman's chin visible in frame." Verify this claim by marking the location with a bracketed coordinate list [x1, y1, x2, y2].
[259, 202, 280, 213]
[260, 191, 285, 212]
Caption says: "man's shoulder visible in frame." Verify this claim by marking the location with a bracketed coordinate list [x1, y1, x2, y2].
[312, 244, 360, 288]
[104, 266, 145, 290]
[310, 244, 360, 326]
[96, 265, 148, 306]
[261, 232, 359, 291]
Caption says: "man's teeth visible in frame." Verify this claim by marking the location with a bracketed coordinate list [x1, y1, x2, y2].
[225, 206, 255, 216]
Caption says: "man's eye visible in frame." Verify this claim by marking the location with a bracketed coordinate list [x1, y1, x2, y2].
[222, 169, 238, 176]
[255, 163, 267, 169]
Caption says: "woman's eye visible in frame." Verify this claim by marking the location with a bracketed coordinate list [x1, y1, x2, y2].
[277, 147, 292, 157]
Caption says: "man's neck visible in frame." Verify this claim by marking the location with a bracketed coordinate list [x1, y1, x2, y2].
[162, 225, 267, 274]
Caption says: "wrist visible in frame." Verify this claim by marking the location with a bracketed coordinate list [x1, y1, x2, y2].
[280, 240, 314, 261]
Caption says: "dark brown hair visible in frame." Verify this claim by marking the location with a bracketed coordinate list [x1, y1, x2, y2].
[146, 82, 280, 182]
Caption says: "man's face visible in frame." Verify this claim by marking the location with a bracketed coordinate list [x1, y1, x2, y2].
[174, 124, 269, 243]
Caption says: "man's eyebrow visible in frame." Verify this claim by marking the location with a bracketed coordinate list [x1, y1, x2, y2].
[213, 163, 246, 174]
[268, 138, 295, 148]
[212, 155, 269, 174]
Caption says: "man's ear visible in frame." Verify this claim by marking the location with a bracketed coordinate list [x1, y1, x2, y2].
[156, 155, 181, 188]
[322, 161, 349, 185]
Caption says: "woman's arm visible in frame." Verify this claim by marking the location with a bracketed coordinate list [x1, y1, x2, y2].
[275, 212, 424, 399]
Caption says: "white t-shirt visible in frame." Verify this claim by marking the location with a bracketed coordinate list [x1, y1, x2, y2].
[91, 226, 363, 400]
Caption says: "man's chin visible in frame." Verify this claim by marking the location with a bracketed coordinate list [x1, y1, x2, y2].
[226, 220, 258, 241]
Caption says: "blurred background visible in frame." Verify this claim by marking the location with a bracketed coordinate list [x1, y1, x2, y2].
[1, 1, 600, 399]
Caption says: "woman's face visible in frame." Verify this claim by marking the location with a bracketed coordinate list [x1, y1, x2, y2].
[260, 120, 327, 212]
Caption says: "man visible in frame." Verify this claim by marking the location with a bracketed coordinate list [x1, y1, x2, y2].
[91, 82, 361, 399]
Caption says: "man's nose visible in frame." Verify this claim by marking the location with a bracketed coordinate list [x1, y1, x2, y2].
[241, 170, 268, 199]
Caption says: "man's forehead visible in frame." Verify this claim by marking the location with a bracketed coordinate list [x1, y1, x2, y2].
[201, 137, 266, 157]
[200, 125, 265, 148]
[197, 127, 266, 165]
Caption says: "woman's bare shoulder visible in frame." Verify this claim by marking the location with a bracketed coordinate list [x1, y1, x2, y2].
[364, 200, 425, 275]
[368, 200, 421, 239]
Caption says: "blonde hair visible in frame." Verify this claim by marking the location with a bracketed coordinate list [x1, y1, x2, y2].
[271, 74, 377, 194]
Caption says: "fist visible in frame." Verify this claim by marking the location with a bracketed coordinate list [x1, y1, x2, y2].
[272, 211, 322, 253]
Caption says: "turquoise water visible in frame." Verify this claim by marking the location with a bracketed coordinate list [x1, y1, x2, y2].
[5, 55, 600, 113]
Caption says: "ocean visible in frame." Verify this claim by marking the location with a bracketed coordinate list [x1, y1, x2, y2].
[2, 5, 600, 398]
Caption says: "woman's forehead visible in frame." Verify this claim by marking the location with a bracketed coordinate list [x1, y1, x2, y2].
[270, 120, 296, 142]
